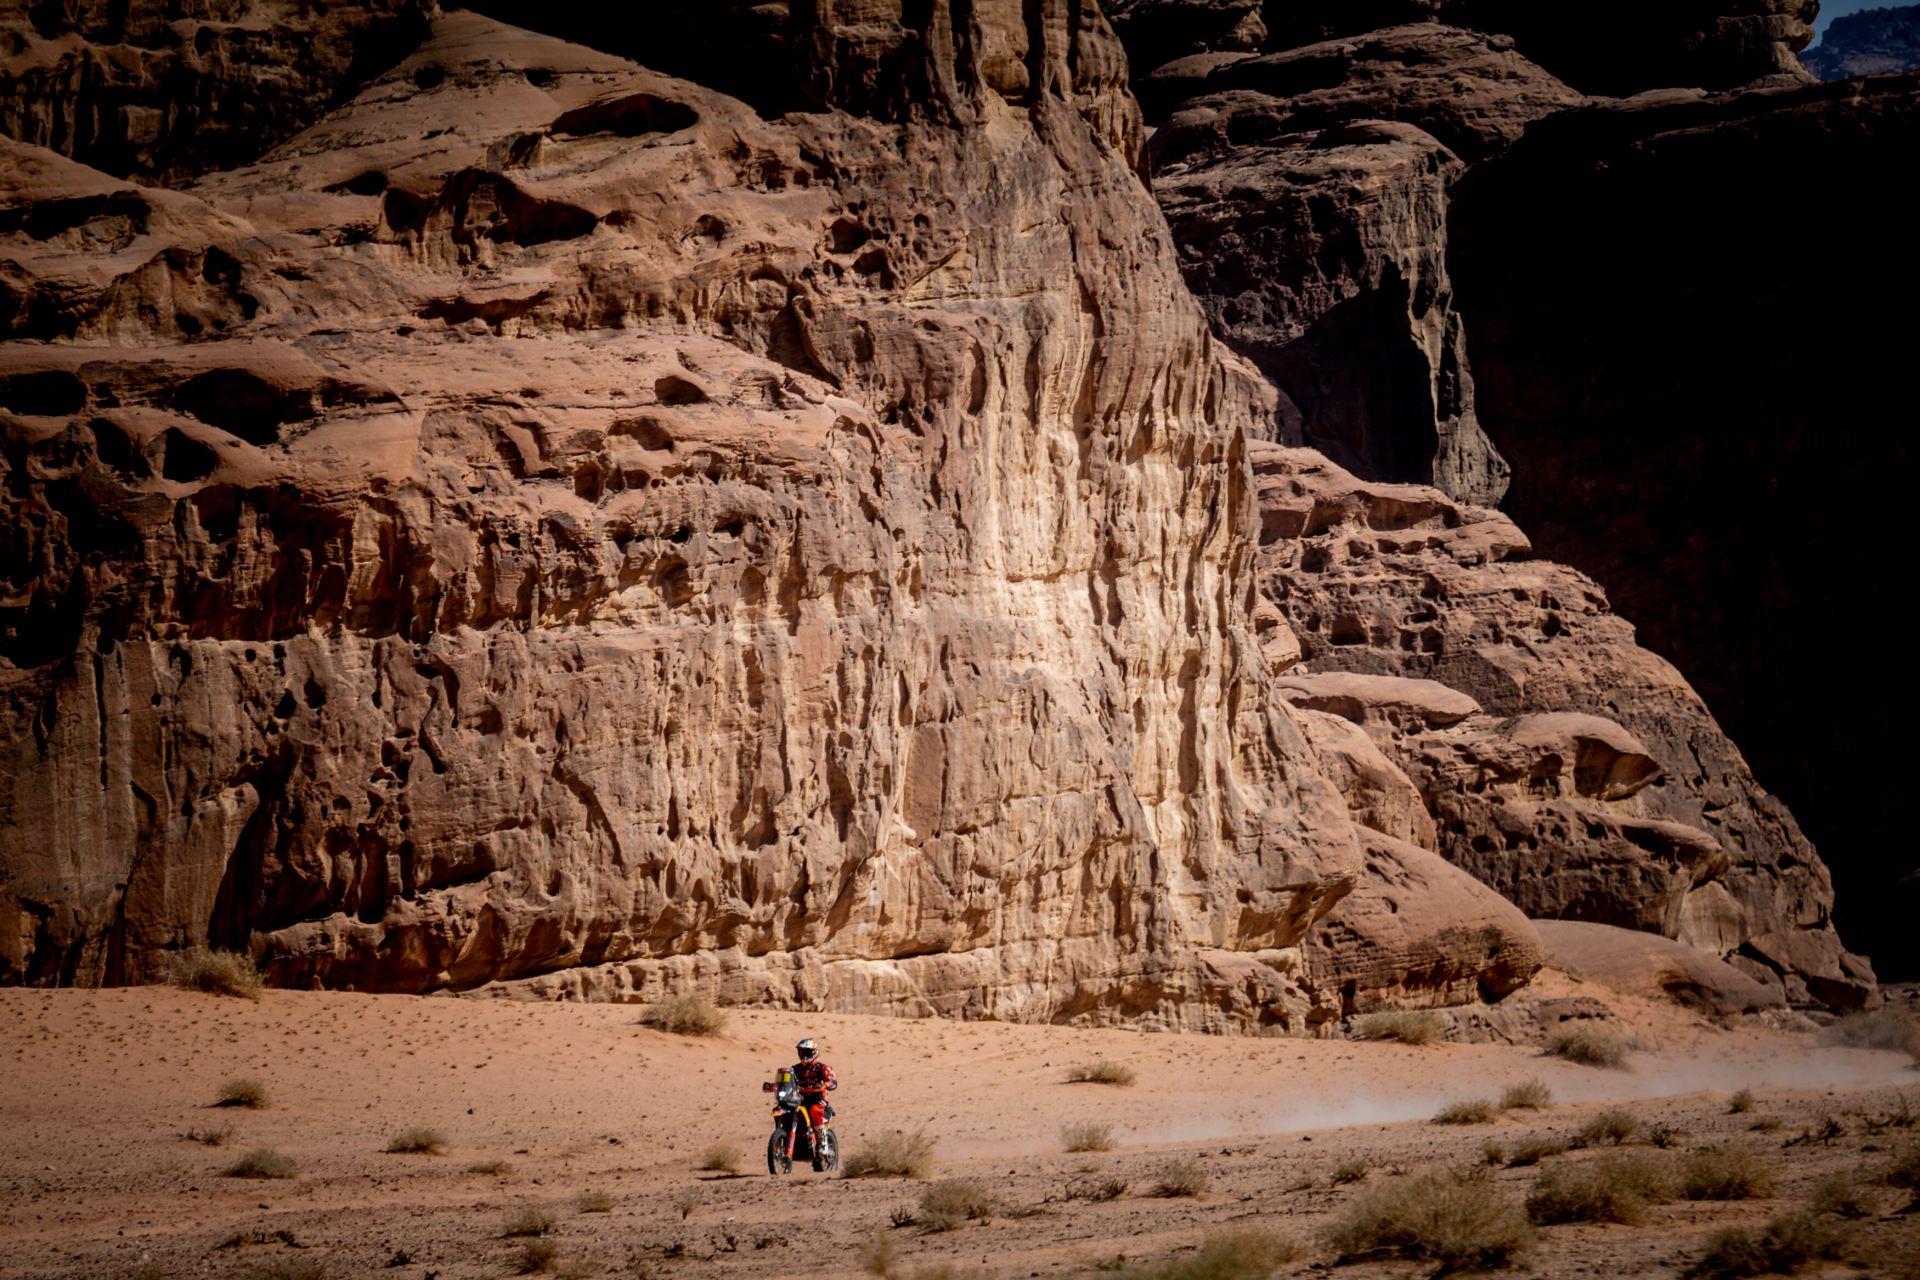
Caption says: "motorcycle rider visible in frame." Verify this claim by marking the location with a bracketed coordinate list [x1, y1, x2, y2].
[790, 1037, 837, 1156]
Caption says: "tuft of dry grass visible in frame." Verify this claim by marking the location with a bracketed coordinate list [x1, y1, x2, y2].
[1066, 1060, 1137, 1086]
[1150, 1159, 1212, 1198]
[467, 1159, 513, 1175]
[502, 1205, 557, 1238]
[216, 1077, 268, 1109]
[1109, 1229, 1302, 1280]
[515, 1238, 560, 1274]
[222, 1147, 298, 1180]
[672, 1189, 700, 1220]
[1685, 1211, 1845, 1280]
[1547, 1025, 1628, 1068]
[1679, 1146, 1776, 1201]
[1332, 1157, 1371, 1185]
[576, 1189, 613, 1213]
[1526, 1152, 1675, 1225]
[917, 1179, 1002, 1230]
[384, 1127, 446, 1155]
[1500, 1079, 1553, 1111]
[843, 1128, 938, 1179]
[697, 1143, 740, 1174]
[1810, 1171, 1877, 1218]
[1728, 1088, 1755, 1114]
[1351, 1010, 1445, 1045]
[1506, 1135, 1569, 1167]
[1574, 1110, 1637, 1147]
[1433, 1098, 1498, 1125]
[1748, 1115, 1783, 1133]
[1060, 1121, 1114, 1153]
[185, 1124, 234, 1147]
[1323, 1169, 1531, 1270]
[1064, 1174, 1129, 1202]
[174, 949, 263, 999]
[1882, 1143, 1920, 1192]
[637, 993, 727, 1037]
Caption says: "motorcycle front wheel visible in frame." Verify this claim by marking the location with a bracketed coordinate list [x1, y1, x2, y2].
[767, 1129, 793, 1176]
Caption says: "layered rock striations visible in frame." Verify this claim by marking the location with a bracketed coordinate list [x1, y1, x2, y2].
[1253, 444, 1874, 1007]
[0, 3, 1559, 1029]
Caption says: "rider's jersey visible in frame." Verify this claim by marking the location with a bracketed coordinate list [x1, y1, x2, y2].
[791, 1059, 837, 1098]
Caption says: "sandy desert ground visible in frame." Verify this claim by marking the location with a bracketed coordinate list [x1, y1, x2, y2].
[2, 975, 1916, 1280]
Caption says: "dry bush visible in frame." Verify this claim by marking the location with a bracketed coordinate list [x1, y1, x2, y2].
[1685, 1212, 1845, 1280]
[637, 993, 726, 1037]
[174, 950, 263, 999]
[1547, 1026, 1628, 1068]
[698, 1143, 740, 1173]
[1647, 1122, 1684, 1150]
[468, 1159, 513, 1175]
[185, 1124, 233, 1147]
[1748, 1115, 1783, 1133]
[1110, 1229, 1302, 1280]
[1480, 1140, 1507, 1167]
[223, 1148, 298, 1180]
[917, 1179, 1001, 1230]
[1526, 1152, 1675, 1225]
[217, 1078, 268, 1109]
[1151, 1159, 1212, 1198]
[1506, 1135, 1569, 1167]
[1352, 1011, 1445, 1045]
[1824, 1009, 1920, 1059]
[1060, 1121, 1114, 1153]
[515, 1238, 560, 1274]
[385, 1127, 446, 1154]
[1332, 1157, 1370, 1185]
[1066, 1060, 1137, 1086]
[1433, 1098, 1498, 1125]
[1728, 1088, 1755, 1114]
[576, 1189, 613, 1213]
[503, 1205, 557, 1237]
[245, 1260, 326, 1280]
[672, 1189, 700, 1220]
[1323, 1169, 1531, 1270]
[1883, 1143, 1920, 1193]
[843, 1128, 938, 1179]
[1679, 1147, 1775, 1201]
[1500, 1079, 1553, 1111]
[1574, 1110, 1636, 1147]
[1064, 1174, 1129, 1202]
[1810, 1171, 1877, 1218]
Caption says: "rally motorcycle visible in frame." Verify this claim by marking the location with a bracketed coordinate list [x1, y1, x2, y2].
[762, 1068, 839, 1175]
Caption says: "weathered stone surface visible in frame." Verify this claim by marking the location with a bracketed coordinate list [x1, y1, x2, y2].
[1449, 73, 1920, 983]
[0, 5, 1407, 1030]
[0, 0, 434, 183]
[1802, 6, 1920, 81]
[1534, 920, 1783, 1015]
[1253, 442, 1875, 1005]
[1148, 27, 1582, 502]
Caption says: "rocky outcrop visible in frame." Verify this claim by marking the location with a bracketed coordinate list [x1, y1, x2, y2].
[1799, 6, 1920, 81]
[0, 0, 434, 183]
[3, 3, 1526, 1031]
[1535, 920, 1784, 1016]
[1253, 443, 1875, 1006]
[1449, 74, 1920, 985]
[1147, 26, 1581, 501]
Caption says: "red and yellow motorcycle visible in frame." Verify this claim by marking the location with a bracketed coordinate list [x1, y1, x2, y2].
[762, 1067, 840, 1175]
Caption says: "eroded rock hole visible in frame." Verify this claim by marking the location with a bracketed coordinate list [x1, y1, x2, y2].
[170, 369, 313, 445]
[550, 93, 698, 138]
[0, 370, 85, 416]
[653, 375, 707, 406]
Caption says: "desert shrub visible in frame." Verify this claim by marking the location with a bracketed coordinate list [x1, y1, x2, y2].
[637, 993, 726, 1037]
[1060, 1121, 1114, 1153]
[1433, 1098, 1498, 1125]
[1647, 1122, 1684, 1150]
[1810, 1171, 1877, 1218]
[515, 1238, 560, 1274]
[217, 1078, 268, 1109]
[174, 949, 263, 999]
[246, 1260, 326, 1280]
[1500, 1079, 1553, 1111]
[185, 1124, 233, 1146]
[1824, 1009, 1920, 1059]
[384, 1126, 446, 1154]
[1480, 1140, 1507, 1166]
[918, 1179, 1001, 1230]
[503, 1205, 557, 1237]
[1728, 1088, 1755, 1114]
[843, 1128, 938, 1179]
[1547, 1026, 1628, 1068]
[1679, 1147, 1775, 1201]
[698, 1143, 740, 1173]
[576, 1189, 613, 1213]
[672, 1190, 700, 1220]
[1685, 1212, 1845, 1280]
[223, 1148, 298, 1180]
[1151, 1159, 1211, 1198]
[468, 1158, 513, 1175]
[1064, 1174, 1129, 1202]
[1110, 1230, 1302, 1280]
[1506, 1135, 1569, 1167]
[1574, 1110, 1636, 1147]
[1332, 1157, 1371, 1184]
[1748, 1116, 1783, 1133]
[1526, 1152, 1675, 1225]
[1882, 1143, 1920, 1191]
[1323, 1169, 1531, 1270]
[1066, 1060, 1137, 1086]
[1352, 1011, 1445, 1045]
